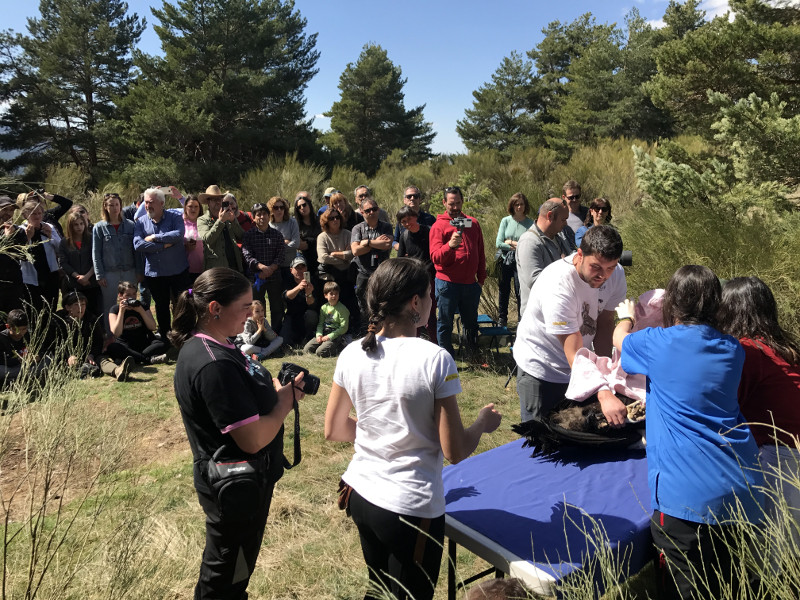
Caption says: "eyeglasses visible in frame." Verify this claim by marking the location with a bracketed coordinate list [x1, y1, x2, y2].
[363, 206, 379, 215]
[566, 194, 581, 201]
[252, 203, 268, 213]
[296, 196, 310, 202]
[591, 206, 609, 212]
[405, 193, 420, 200]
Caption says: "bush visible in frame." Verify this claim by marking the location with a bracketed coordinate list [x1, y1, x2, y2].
[239, 153, 327, 213]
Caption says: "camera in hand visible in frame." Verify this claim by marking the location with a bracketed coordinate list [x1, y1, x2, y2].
[449, 216, 472, 231]
[124, 298, 141, 307]
[619, 250, 633, 267]
[278, 362, 320, 395]
[221, 201, 230, 209]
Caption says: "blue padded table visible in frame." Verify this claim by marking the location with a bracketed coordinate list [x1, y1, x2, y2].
[443, 438, 652, 598]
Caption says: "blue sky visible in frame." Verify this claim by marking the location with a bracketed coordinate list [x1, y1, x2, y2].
[3, 0, 731, 154]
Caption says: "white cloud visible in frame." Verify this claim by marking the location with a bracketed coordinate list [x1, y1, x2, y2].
[700, 0, 731, 19]
[313, 114, 330, 121]
[648, 18, 666, 29]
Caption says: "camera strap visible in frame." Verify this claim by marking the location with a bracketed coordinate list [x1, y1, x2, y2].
[282, 396, 301, 470]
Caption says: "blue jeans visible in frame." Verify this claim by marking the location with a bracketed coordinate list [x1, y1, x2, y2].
[434, 278, 481, 357]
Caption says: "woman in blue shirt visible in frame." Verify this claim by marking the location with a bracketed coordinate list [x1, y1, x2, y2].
[613, 265, 763, 600]
[574, 197, 612, 249]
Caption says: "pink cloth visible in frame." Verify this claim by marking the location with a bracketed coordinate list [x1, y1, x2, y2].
[565, 289, 665, 402]
[184, 218, 204, 273]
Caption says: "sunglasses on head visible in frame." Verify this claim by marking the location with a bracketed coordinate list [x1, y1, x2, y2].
[444, 186, 461, 194]
[405, 193, 420, 200]
[104, 193, 120, 200]
[296, 196, 310, 202]
[566, 194, 581, 201]
[252, 203, 268, 213]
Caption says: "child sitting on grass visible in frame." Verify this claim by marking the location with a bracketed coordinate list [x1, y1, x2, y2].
[235, 300, 283, 360]
[1, 309, 49, 389]
[49, 291, 106, 379]
[304, 281, 349, 357]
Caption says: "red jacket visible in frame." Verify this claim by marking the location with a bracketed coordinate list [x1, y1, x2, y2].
[429, 212, 486, 285]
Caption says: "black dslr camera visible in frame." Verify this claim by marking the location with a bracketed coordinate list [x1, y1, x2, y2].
[278, 362, 320, 395]
[449, 216, 472, 232]
[620, 250, 633, 267]
[124, 298, 141, 307]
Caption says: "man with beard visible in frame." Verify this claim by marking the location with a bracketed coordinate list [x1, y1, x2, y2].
[513, 225, 628, 424]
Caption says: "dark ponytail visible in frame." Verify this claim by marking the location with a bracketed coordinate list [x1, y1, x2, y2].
[361, 258, 431, 353]
[168, 267, 252, 348]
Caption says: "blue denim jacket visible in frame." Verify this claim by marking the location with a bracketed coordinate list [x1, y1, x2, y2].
[92, 219, 137, 278]
[133, 211, 188, 277]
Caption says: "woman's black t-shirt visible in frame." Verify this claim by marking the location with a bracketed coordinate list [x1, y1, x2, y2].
[173, 334, 284, 492]
[109, 304, 153, 351]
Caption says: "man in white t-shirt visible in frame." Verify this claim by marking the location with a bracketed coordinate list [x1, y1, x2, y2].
[563, 179, 588, 240]
[513, 225, 628, 425]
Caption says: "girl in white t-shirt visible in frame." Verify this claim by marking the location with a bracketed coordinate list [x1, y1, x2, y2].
[325, 257, 501, 600]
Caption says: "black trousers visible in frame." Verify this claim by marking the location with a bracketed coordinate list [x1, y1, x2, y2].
[349, 489, 445, 600]
[194, 482, 275, 600]
[650, 510, 743, 600]
[145, 270, 190, 342]
[106, 339, 168, 364]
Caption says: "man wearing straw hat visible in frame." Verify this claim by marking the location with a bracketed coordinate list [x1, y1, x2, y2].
[197, 185, 244, 272]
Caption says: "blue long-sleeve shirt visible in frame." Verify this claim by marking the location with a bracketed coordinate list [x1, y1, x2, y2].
[133, 211, 188, 277]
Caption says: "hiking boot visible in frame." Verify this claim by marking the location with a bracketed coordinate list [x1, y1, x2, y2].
[115, 356, 133, 382]
[149, 354, 168, 365]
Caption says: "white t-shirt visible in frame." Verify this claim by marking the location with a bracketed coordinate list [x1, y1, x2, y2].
[334, 336, 462, 518]
[513, 254, 627, 383]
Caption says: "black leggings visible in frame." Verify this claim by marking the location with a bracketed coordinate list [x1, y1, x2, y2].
[349, 489, 445, 600]
[194, 482, 275, 600]
[106, 339, 168, 364]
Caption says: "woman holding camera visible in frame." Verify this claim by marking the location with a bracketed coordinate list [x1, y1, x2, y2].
[171, 267, 304, 600]
[104, 281, 167, 366]
[325, 258, 501, 600]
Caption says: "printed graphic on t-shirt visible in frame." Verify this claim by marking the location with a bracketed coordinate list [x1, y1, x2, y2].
[579, 302, 596, 337]
[123, 315, 143, 331]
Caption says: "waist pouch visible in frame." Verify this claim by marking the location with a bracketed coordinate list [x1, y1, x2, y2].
[205, 445, 270, 520]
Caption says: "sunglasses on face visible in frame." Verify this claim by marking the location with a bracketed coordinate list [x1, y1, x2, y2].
[272, 205, 286, 211]
[405, 193, 420, 200]
[297, 202, 310, 209]
[328, 215, 341, 221]
[591, 206, 609, 212]
[357, 193, 369, 200]
[363, 206, 379, 215]
[566, 194, 581, 201]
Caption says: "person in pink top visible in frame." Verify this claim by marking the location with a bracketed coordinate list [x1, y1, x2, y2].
[183, 195, 204, 285]
[429, 186, 486, 358]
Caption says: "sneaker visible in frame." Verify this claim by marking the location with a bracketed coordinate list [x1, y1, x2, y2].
[149, 354, 168, 365]
[116, 356, 134, 382]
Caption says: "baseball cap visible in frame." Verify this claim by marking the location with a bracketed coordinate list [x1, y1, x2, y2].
[290, 255, 307, 268]
[323, 187, 339, 199]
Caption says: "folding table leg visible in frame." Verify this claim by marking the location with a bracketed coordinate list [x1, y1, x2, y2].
[448, 538, 457, 600]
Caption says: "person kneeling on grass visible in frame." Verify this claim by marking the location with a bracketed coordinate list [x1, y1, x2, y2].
[1, 309, 50, 389]
[105, 281, 169, 368]
[235, 300, 283, 360]
[304, 281, 349, 357]
[49, 291, 115, 380]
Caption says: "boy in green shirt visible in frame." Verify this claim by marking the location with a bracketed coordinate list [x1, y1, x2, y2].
[304, 282, 350, 357]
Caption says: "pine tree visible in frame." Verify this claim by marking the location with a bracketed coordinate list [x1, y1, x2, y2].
[456, 52, 543, 152]
[321, 44, 435, 176]
[114, 0, 319, 187]
[0, 0, 145, 180]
